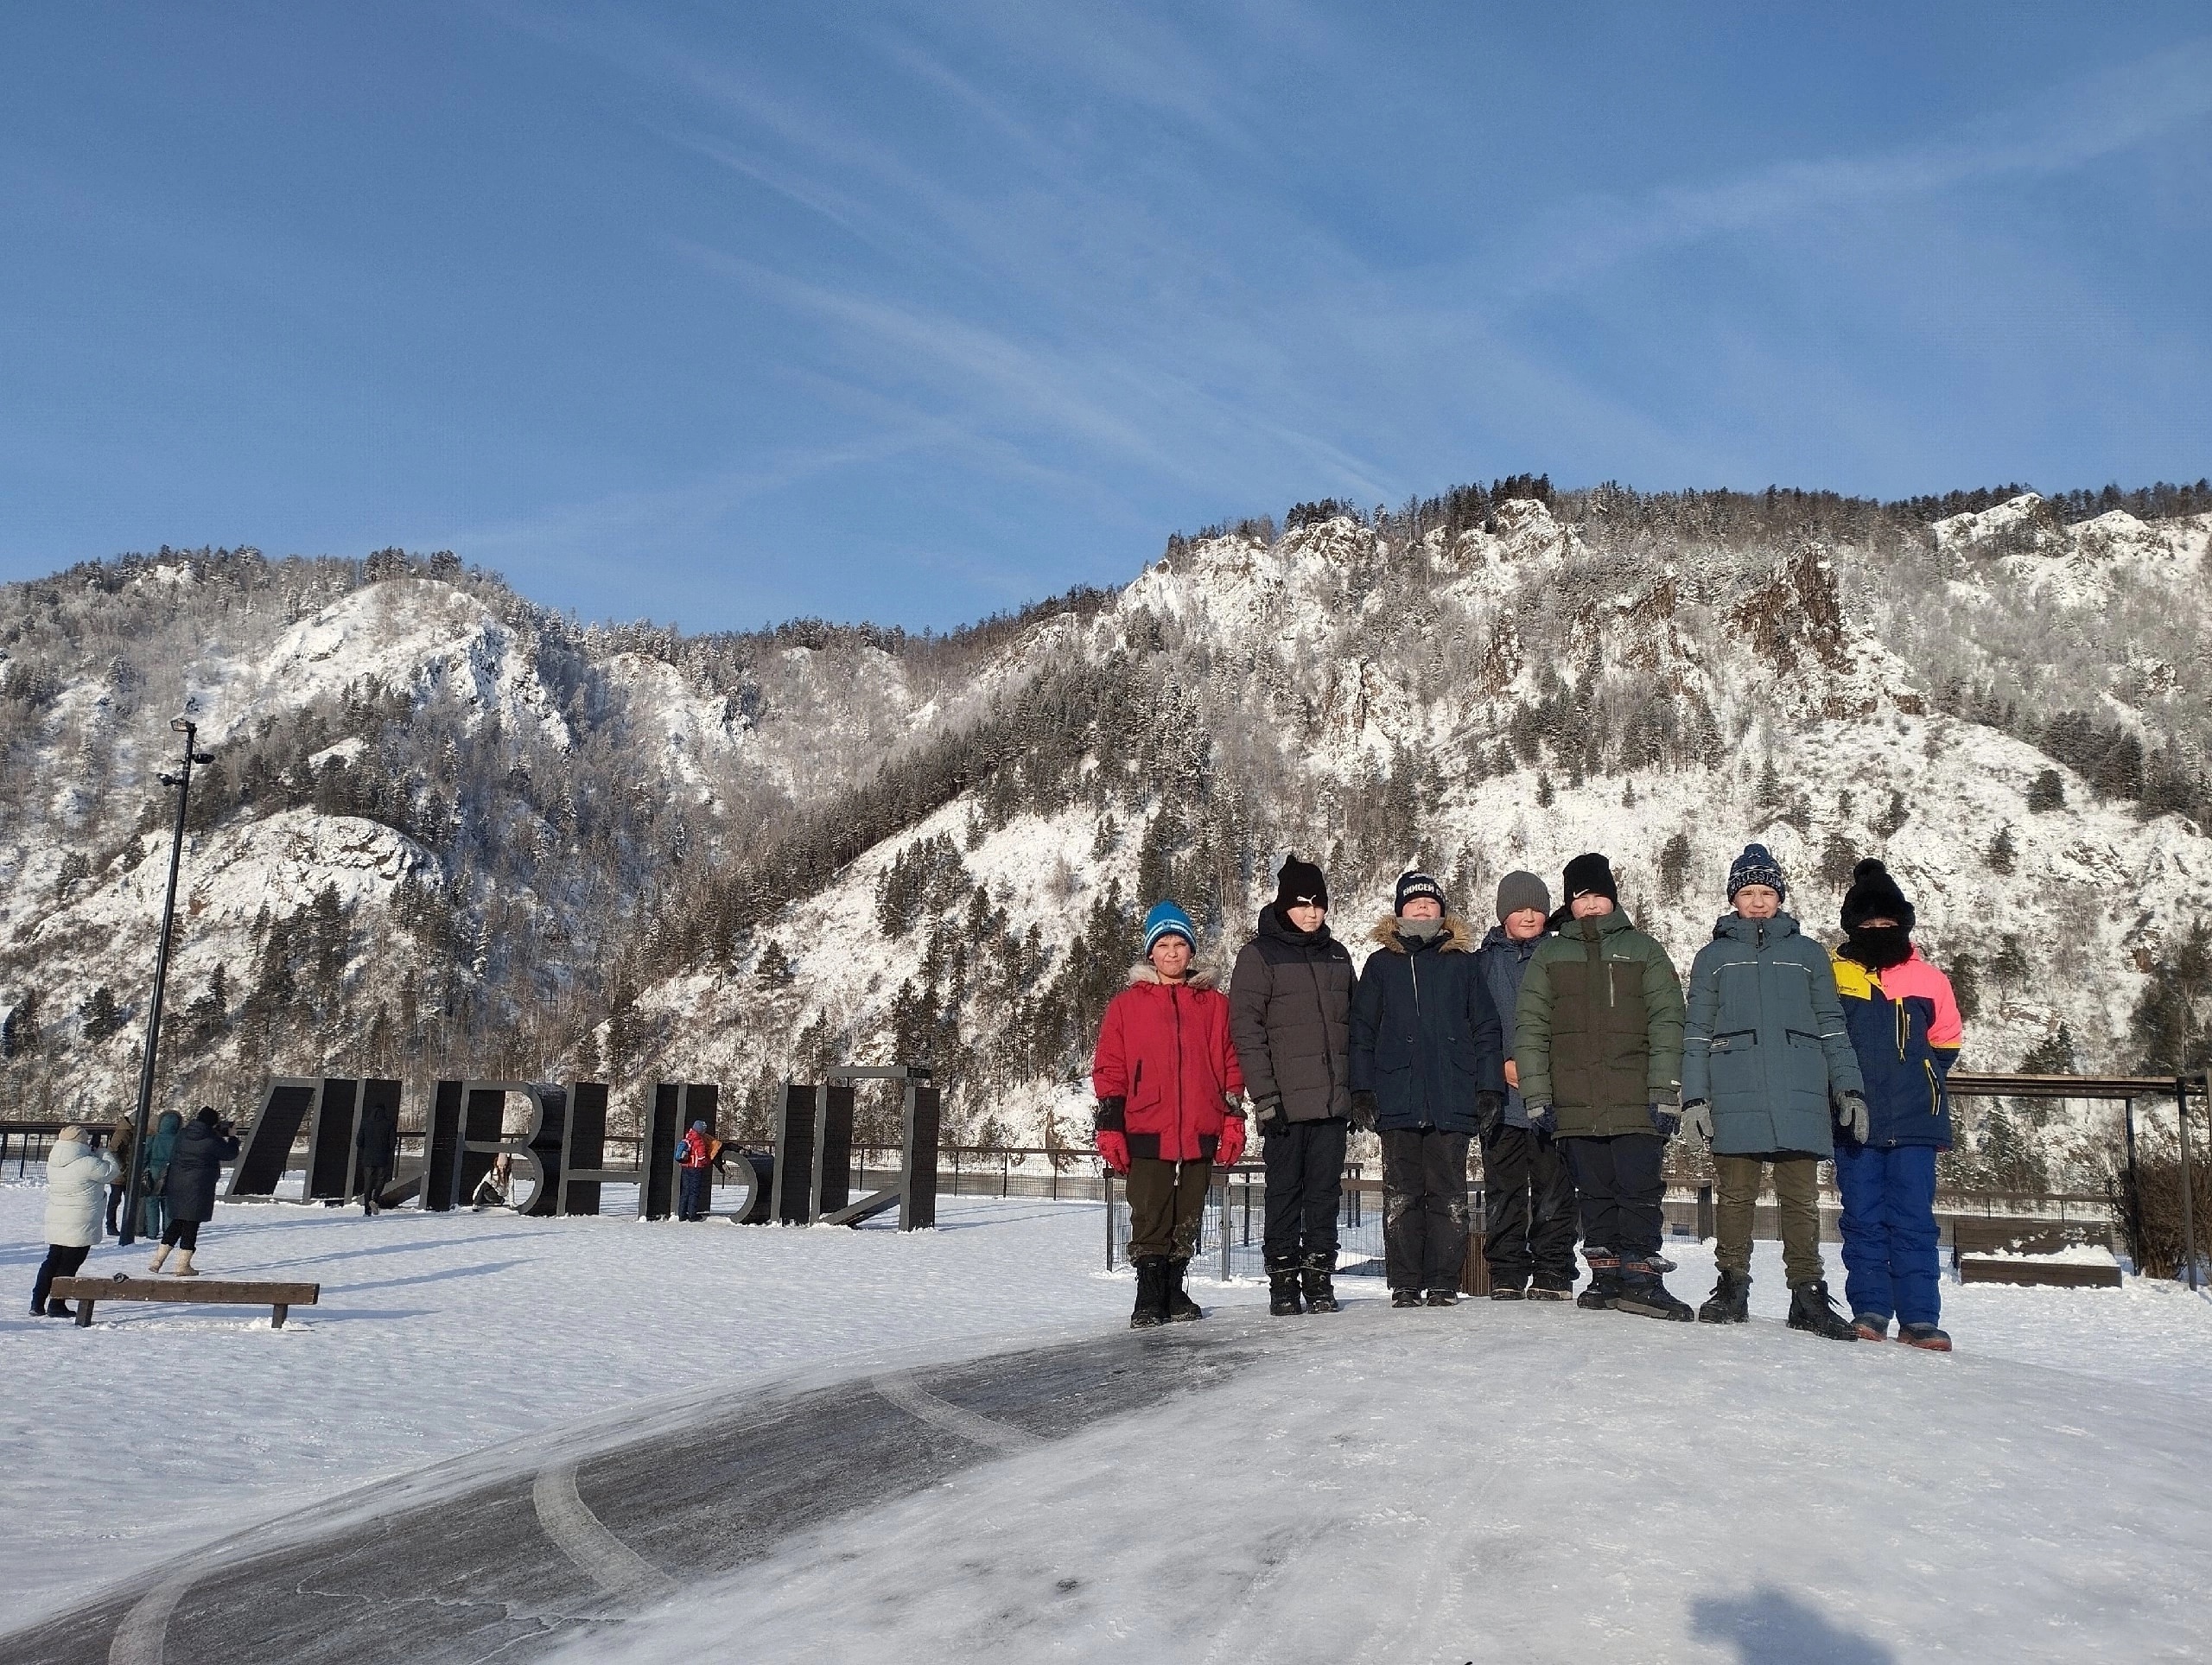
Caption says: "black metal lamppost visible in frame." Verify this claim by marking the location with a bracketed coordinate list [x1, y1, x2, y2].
[117, 717, 212, 1248]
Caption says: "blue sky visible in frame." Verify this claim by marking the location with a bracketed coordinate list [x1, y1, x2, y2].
[3, 3, 2208, 632]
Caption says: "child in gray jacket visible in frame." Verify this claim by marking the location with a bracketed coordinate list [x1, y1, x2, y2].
[1680, 844, 1867, 1338]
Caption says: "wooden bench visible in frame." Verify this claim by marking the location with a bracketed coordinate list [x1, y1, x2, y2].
[1950, 1217, 2120, 1289]
[50, 1275, 321, 1328]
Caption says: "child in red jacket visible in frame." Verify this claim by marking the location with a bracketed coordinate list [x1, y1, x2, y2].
[1094, 899, 1247, 1327]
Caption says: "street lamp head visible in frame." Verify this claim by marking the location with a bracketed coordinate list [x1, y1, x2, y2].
[169, 717, 194, 734]
[191, 752, 214, 765]
[158, 773, 181, 787]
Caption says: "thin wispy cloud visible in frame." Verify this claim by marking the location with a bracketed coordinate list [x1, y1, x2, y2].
[1498, 34, 2212, 299]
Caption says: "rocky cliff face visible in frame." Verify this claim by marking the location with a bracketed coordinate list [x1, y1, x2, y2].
[5, 490, 2210, 1190]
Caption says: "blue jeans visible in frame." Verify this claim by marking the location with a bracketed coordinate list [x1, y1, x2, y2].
[1834, 1142, 1940, 1326]
[678, 1167, 709, 1220]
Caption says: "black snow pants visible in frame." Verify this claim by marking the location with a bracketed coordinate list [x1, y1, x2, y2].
[33, 1243, 91, 1311]
[1481, 1123, 1579, 1287]
[1262, 1117, 1347, 1264]
[1381, 1128, 1471, 1293]
[1564, 1133, 1665, 1261]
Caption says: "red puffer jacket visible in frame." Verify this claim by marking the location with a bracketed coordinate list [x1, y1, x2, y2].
[1092, 966, 1245, 1162]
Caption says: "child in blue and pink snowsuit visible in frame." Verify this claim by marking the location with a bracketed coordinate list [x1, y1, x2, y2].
[1828, 860, 1963, 1350]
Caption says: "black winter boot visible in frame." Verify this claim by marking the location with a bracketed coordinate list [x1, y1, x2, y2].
[1300, 1251, 1340, 1313]
[1423, 1287, 1459, 1306]
[1576, 1251, 1620, 1311]
[1698, 1270, 1751, 1324]
[1787, 1280, 1858, 1340]
[1529, 1273, 1574, 1301]
[1611, 1260, 1694, 1320]
[1165, 1257, 1204, 1322]
[1389, 1287, 1423, 1309]
[1899, 1322, 1952, 1351]
[44, 1300, 75, 1319]
[1267, 1255, 1304, 1317]
[1129, 1256, 1171, 1328]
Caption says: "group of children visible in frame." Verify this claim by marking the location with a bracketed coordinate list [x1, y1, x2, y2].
[1093, 846, 1962, 1349]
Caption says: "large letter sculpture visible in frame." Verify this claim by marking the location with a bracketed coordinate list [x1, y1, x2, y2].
[226, 1078, 321, 1199]
[305, 1077, 360, 1201]
[769, 1082, 817, 1225]
[810, 1066, 938, 1230]
[228, 1078, 400, 1202]
[421, 1080, 467, 1211]
[457, 1082, 569, 1217]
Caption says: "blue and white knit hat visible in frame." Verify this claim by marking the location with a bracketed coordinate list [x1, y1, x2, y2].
[1144, 899, 1197, 952]
[1726, 843, 1788, 903]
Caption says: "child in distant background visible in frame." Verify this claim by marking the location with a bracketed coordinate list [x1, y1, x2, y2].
[1828, 860, 1964, 1350]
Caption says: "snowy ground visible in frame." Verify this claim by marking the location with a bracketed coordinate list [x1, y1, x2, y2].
[7, 1178, 2212, 1659]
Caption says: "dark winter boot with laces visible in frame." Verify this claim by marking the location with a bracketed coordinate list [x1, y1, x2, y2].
[1611, 1258, 1694, 1320]
[1300, 1250, 1340, 1313]
[1129, 1256, 1171, 1328]
[1698, 1270, 1751, 1324]
[1787, 1280, 1859, 1340]
[1267, 1255, 1304, 1317]
[1576, 1250, 1621, 1311]
[1165, 1257, 1204, 1322]
[1390, 1287, 1423, 1309]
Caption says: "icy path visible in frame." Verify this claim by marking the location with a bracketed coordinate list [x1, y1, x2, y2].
[550, 1296, 2212, 1663]
[0, 1180, 1216, 1624]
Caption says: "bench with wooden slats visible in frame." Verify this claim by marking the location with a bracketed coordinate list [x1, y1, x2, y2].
[1951, 1217, 2120, 1289]
[49, 1274, 321, 1328]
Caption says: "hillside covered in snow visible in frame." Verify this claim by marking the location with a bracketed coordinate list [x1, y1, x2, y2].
[5, 479, 2212, 1191]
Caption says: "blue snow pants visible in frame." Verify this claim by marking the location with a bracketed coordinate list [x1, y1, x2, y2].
[678, 1167, 709, 1221]
[1834, 1142, 1940, 1326]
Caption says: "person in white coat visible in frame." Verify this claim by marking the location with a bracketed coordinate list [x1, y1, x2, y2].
[33, 1124, 118, 1318]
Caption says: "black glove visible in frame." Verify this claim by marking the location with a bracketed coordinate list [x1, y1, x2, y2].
[1350, 1090, 1378, 1133]
[1648, 1100, 1681, 1139]
[1473, 1090, 1504, 1141]
[1254, 1094, 1284, 1130]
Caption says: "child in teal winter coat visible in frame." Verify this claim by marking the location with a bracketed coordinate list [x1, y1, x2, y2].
[1680, 844, 1866, 1338]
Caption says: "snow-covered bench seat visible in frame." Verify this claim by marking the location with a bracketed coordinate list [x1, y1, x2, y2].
[1951, 1218, 2121, 1289]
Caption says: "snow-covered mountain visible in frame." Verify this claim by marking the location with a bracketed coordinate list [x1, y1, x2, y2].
[6, 484, 2211, 1190]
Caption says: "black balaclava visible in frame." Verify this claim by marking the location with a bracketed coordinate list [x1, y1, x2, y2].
[1840, 859, 1915, 969]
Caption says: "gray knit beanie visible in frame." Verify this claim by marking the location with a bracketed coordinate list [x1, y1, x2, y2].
[1496, 870, 1551, 923]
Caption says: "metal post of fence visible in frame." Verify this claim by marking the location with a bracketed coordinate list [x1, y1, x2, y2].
[1104, 1169, 1116, 1271]
[1218, 1177, 1232, 1284]
[2177, 1077, 2200, 1292]
[2122, 1097, 2144, 1271]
